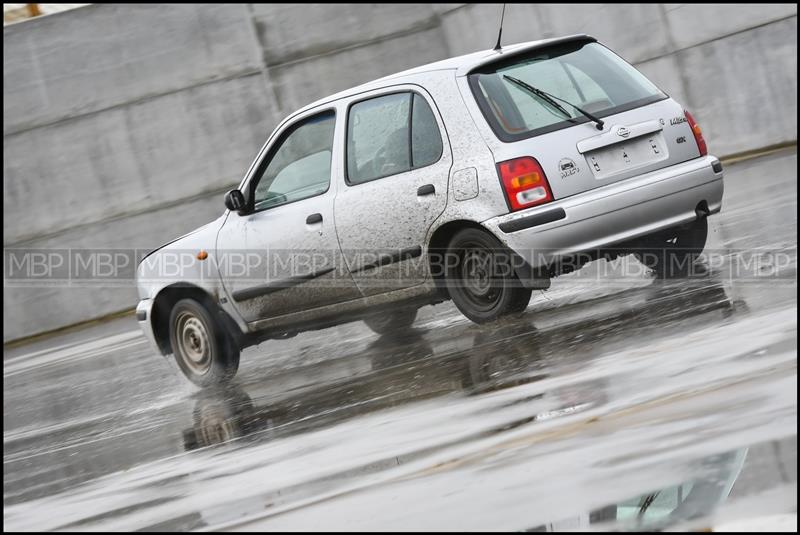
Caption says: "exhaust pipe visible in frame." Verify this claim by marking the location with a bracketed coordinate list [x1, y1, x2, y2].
[695, 200, 710, 219]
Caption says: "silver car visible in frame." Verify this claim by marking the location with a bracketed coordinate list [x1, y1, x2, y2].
[136, 34, 724, 386]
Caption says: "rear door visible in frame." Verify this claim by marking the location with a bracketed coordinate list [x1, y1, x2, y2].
[468, 39, 703, 200]
[333, 86, 452, 296]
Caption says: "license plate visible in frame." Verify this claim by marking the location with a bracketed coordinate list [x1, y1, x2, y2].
[586, 133, 667, 179]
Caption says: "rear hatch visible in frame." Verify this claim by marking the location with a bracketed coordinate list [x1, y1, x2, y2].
[467, 38, 703, 202]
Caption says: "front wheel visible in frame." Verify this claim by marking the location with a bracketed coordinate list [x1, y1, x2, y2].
[445, 228, 532, 324]
[169, 298, 240, 387]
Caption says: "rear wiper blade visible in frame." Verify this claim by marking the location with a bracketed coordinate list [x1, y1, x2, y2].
[503, 75, 605, 131]
[503, 75, 572, 121]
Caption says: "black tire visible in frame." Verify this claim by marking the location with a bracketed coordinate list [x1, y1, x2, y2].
[363, 307, 418, 335]
[169, 298, 240, 387]
[635, 217, 708, 278]
[445, 228, 532, 324]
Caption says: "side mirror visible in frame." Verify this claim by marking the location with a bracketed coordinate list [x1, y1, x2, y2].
[224, 189, 246, 212]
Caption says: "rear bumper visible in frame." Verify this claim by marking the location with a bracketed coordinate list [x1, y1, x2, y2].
[483, 155, 724, 268]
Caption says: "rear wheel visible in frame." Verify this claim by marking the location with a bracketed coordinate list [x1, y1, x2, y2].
[169, 298, 240, 387]
[635, 217, 708, 278]
[363, 307, 418, 335]
[445, 228, 532, 324]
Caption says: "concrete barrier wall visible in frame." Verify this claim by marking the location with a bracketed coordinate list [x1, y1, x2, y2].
[3, 3, 797, 341]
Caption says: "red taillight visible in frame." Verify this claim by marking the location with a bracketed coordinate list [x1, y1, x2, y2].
[497, 156, 553, 212]
[684, 110, 707, 156]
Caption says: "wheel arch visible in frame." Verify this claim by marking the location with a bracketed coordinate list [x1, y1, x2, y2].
[427, 219, 489, 298]
[427, 218, 550, 294]
[151, 283, 242, 355]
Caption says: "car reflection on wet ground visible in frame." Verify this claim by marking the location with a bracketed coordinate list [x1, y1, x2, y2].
[183, 278, 744, 453]
[3, 149, 797, 531]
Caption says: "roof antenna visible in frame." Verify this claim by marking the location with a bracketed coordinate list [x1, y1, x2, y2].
[493, 4, 507, 51]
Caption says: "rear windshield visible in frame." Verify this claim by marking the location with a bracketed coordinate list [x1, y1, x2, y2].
[468, 40, 666, 142]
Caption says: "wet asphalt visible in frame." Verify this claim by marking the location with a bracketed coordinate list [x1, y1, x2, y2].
[3, 148, 797, 531]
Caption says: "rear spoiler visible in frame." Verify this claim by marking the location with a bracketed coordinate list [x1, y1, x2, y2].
[458, 34, 597, 77]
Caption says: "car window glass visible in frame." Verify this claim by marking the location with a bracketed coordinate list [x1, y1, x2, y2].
[411, 93, 443, 168]
[564, 63, 613, 113]
[347, 92, 444, 184]
[502, 59, 584, 132]
[471, 42, 665, 139]
[347, 93, 411, 184]
[254, 111, 335, 209]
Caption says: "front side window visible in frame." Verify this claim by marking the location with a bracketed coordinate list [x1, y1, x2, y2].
[253, 110, 335, 210]
[347, 92, 443, 185]
[469, 40, 666, 141]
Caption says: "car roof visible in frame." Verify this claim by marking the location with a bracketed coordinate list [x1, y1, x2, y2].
[296, 34, 594, 115]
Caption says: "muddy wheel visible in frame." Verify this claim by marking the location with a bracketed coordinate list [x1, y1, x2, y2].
[169, 298, 240, 387]
[446, 228, 532, 324]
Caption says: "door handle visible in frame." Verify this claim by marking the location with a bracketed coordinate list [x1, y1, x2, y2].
[306, 213, 323, 225]
[417, 184, 435, 196]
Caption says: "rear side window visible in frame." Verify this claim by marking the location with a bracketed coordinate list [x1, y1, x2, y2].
[347, 92, 443, 184]
[469, 40, 666, 142]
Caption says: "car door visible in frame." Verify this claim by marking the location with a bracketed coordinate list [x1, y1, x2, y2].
[217, 108, 360, 323]
[334, 87, 452, 296]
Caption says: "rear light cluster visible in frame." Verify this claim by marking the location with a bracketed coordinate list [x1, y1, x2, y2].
[497, 156, 553, 212]
[684, 110, 707, 156]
